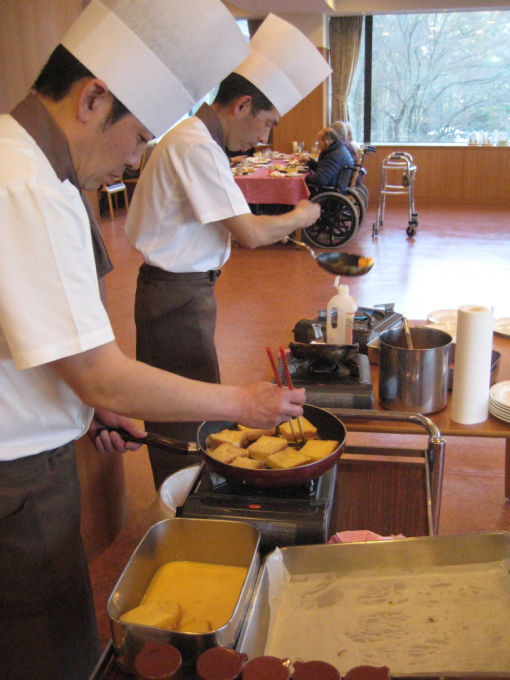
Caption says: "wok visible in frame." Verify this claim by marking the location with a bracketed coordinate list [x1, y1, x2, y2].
[107, 404, 346, 489]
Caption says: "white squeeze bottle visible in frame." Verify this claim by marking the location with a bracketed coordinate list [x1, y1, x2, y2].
[326, 277, 357, 345]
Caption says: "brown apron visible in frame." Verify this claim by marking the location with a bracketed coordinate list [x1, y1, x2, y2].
[135, 264, 221, 488]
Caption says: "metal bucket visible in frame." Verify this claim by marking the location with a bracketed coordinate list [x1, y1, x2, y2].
[379, 326, 453, 414]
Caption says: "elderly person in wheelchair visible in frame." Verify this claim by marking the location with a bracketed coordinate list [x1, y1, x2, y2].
[306, 127, 353, 194]
[302, 127, 363, 248]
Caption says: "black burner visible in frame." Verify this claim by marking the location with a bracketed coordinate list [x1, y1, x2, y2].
[293, 303, 403, 354]
[277, 346, 373, 409]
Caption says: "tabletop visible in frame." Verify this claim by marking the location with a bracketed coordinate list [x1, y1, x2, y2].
[233, 155, 310, 205]
[346, 327, 510, 440]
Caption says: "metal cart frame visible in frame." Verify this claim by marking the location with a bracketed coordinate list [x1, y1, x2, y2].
[331, 408, 446, 536]
[90, 409, 447, 680]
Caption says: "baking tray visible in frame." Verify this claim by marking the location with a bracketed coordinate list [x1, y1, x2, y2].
[107, 518, 260, 673]
[236, 532, 510, 678]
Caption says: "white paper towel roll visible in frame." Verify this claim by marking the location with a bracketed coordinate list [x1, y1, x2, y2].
[450, 305, 493, 424]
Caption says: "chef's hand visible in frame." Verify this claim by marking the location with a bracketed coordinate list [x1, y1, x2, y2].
[291, 199, 321, 228]
[88, 408, 147, 453]
[237, 382, 305, 429]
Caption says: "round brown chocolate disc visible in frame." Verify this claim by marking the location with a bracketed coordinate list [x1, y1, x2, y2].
[241, 656, 290, 680]
[196, 647, 247, 680]
[293, 659, 341, 680]
[344, 665, 391, 680]
[134, 640, 182, 680]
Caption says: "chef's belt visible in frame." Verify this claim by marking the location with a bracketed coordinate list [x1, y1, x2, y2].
[139, 263, 221, 282]
[0, 443, 100, 680]
[135, 263, 221, 488]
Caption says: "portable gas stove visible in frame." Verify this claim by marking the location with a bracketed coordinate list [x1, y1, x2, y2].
[278, 346, 373, 409]
[293, 303, 403, 355]
[286, 303, 403, 409]
[179, 465, 337, 554]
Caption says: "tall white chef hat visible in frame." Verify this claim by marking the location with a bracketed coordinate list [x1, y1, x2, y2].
[234, 13, 331, 117]
[61, 0, 251, 137]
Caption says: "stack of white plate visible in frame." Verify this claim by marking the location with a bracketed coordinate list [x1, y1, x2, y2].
[489, 381, 510, 423]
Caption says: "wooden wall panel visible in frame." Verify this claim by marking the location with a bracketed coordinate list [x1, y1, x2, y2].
[271, 47, 329, 154]
[362, 145, 510, 206]
[462, 147, 510, 201]
[271, 82, 327, 154]
[0, 0, 82, 112]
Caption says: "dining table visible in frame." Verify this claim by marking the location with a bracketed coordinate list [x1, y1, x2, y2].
[233, 154, 310, 206]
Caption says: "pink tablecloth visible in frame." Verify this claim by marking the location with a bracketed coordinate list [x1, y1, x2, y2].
[235, 166, 310, 205]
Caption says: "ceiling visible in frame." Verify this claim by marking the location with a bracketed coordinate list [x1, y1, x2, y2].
[225, 0, 510, 17]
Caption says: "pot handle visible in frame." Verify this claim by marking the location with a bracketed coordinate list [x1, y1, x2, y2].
[98, 427, 198, 453]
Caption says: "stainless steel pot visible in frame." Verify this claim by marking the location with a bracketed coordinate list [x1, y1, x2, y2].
[379, 326, 453, 414]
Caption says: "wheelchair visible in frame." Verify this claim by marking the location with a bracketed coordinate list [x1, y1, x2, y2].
[303, 145, 376, 249]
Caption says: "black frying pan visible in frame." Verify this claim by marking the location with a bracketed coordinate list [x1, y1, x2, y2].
[107, 405, 346, 489]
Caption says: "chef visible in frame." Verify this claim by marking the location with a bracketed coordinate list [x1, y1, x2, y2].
[0, 2, 305, 679]
[126, 14, 332, 489]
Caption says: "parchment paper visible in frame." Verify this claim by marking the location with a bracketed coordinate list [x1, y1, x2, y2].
[264, 551, 510, 675]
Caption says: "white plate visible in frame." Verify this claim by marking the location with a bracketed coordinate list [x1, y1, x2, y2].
[488, 397, 510, 413]
[489, 398, 510, 414]
[494, 317, 510, 337]
[427, 309, 458, 324]
[489, 380, 510, 408]
[425, 322, 457, 342]
[489, 405, 510, 423]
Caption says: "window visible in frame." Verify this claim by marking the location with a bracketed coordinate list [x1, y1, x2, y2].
[348, 11, 510, 144]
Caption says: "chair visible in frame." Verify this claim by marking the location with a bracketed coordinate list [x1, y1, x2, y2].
[100, 181, 129, 220]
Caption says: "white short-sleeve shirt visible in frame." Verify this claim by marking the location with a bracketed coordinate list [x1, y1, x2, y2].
[0, 116, 115, 459]
[125, 116, 250, 272]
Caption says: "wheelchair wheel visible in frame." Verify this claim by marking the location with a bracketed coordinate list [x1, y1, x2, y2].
[345, 188, 366, 227]
[356, 183, 369, 208]
[304, 191, 359, 248]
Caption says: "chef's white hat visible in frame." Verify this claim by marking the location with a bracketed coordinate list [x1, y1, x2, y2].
[234, 13, 331, 117]
[61, 0, 251, 137]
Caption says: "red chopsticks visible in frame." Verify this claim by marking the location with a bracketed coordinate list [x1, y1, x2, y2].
[265, 346, 283, 388]
[265, 346, 304, 442]
[279, 347, 305, 442]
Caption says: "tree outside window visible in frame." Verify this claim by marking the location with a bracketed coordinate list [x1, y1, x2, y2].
[349, 11, 510, 144]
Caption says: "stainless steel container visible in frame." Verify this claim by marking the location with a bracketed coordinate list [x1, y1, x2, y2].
[107, 518, 260, 673]
[379, 326, 452, 414]
[237, 532, 510, 677]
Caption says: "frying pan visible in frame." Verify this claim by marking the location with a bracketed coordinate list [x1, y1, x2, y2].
[107, 404, 346, 489]
[286, 236, 374, 276]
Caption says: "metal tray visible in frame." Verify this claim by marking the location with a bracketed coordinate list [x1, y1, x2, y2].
[236, 532, 510, 678]
[107, 518, 260, 673]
